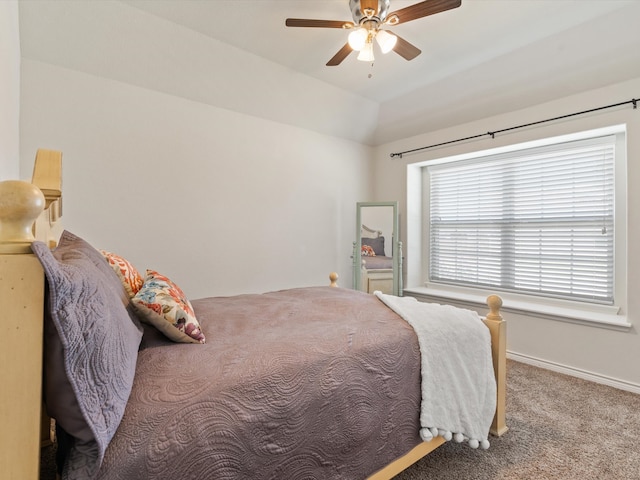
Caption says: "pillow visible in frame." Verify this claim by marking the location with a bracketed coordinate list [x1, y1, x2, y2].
[361, 244, 376, 256]
[100, 250, 144, 298]
[132, 269, 206, 344]
[362, 236, 385, 256]
[31, 230, 143, 479]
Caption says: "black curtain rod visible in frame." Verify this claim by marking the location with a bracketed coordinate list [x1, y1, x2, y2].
[389, 97, 638, 159]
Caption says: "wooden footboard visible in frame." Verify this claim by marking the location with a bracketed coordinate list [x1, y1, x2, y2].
[484, 294, 508, 437]
[0, 151, 507, 480]
[366, 293, 508, 479]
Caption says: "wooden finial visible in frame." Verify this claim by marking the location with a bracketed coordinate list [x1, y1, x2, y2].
[329, 272, 339, 287]
[0, 180, 45, 254]
[485, 294, 503, 322]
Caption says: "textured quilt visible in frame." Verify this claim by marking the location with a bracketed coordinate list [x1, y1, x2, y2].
[94, 287, 424, 480]
[361, 255, 394, 270]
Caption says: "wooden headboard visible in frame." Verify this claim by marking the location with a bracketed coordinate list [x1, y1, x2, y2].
[361, 224, 383, 238]
[0, 149, 62, 480]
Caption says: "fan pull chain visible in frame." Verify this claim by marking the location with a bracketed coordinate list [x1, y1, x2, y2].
[368, 62, 375, 79]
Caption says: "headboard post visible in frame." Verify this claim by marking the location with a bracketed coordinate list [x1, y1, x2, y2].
[0, 149, 63, 480]
[0, 179, 47, 480]
[31, 149, 63, 248]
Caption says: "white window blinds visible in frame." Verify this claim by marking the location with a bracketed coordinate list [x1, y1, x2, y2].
[428, 135, 615, 304]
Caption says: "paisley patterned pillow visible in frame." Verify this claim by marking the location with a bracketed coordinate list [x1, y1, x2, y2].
[100, 250, 144, 298]
[131, 270, 205, 344]
[361, 244, 376, 256]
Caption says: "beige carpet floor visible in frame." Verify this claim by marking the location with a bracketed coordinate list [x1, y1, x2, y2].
[41, 360, 640, 479]
[396, 360, 640, 479]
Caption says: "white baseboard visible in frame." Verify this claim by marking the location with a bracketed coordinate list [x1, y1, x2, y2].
[507, 351, 640, 395]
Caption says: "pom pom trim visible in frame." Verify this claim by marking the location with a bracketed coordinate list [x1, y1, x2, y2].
[423, 426, 490, 450]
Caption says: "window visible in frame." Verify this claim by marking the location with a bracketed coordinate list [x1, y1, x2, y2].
[422, 128, 626, 308]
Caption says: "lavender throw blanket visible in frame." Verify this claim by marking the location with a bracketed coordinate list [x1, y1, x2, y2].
[94, 287, 423, 480]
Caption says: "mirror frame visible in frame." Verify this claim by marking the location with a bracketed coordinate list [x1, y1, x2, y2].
[353, 201, 402, 296]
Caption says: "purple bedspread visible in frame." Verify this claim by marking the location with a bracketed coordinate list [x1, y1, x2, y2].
[362, 255, 393, 270]
[95, 287, 422, 480]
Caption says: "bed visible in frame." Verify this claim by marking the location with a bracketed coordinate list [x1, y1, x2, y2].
[359, 225, 397, 295]
[0, 149, 507, 480]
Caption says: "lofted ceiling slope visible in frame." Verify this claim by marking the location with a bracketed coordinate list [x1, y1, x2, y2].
[21, 0, 640, 145]
[124, 0, 640, 145]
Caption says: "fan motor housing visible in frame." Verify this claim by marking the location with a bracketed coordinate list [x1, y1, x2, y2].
[349, 0, 391, 24]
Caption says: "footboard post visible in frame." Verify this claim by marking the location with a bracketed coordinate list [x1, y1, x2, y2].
[484, 295, 508, 436]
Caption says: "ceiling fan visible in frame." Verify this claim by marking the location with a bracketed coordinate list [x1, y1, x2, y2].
[285, 0, 461, 66]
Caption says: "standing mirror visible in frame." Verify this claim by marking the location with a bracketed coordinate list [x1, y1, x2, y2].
[353, 201, 402, 296]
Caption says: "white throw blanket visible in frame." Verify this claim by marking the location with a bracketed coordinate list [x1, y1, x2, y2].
[375, 292, 496, 449]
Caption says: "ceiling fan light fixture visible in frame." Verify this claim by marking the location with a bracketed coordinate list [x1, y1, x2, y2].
[357, 41, 375, 62]
[348, 27, 368, 51]
[286, 0, 461, 66]
[376, 29, 397, 54]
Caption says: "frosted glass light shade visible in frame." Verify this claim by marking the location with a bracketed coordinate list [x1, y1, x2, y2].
[357, 41, 375, 61]
[376, 30, 397, 54]
[348, 28, 368, 51]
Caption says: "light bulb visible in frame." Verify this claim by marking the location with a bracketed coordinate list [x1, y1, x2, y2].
[357, 41, 375, 62]
[348, 28, 368, 51]
[376, 30, 397, 54]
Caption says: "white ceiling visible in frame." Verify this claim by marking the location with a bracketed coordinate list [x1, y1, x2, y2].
[123, 1, 635, 97]
[121, 0, 640, 145]
[33, 0, 640, 145]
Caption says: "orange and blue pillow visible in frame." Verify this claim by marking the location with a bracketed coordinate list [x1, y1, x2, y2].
[131, 269, 205, 344]
[100, 250, 144, 298]
[361, 245, 376, 256]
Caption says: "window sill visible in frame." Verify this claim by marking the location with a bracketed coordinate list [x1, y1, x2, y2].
[403, 286, 631, 331]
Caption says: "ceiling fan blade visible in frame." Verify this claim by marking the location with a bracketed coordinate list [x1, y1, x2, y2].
[285, 18, 354, 29]
[392, 34, 422, 61]
[326, 43, 353, 66]
[360, 0, 379, 16]
[388, 0, 461, 25]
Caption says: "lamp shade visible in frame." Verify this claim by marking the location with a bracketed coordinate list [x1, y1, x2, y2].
[376, 30, 397, 54]
[357, 41, 375, 61]
[348, 28, 368, 51]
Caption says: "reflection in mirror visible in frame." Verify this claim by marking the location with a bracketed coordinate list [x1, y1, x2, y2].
[353, 201, 402, 296]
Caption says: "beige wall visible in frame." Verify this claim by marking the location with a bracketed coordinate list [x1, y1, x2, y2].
[0, 1, 20, 180]
[374, 77, 640, 390]
[20, 59, 371, 298]
[19, 1, 374, 298]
